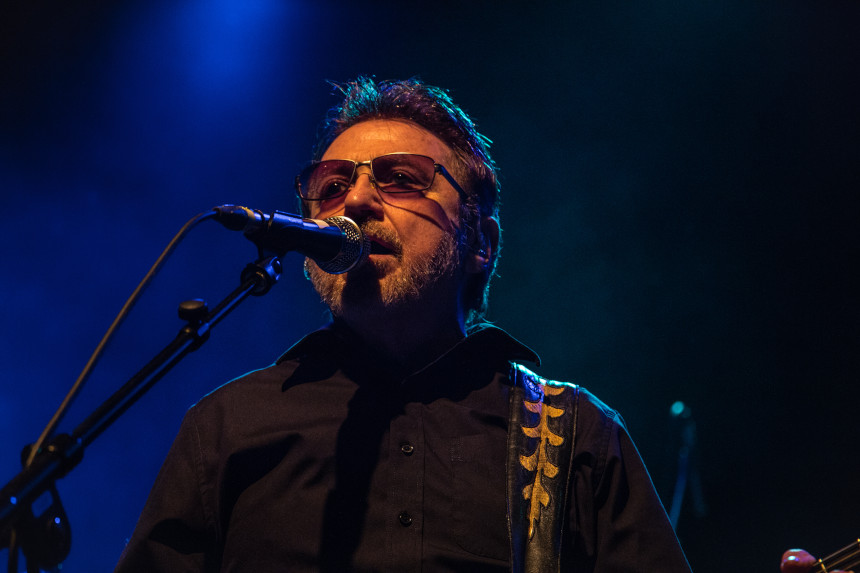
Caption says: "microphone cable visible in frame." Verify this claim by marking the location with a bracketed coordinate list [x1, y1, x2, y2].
[23, 210, 217, 469]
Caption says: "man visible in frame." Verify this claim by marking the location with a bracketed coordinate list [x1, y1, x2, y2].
[115, 77, 691, 572]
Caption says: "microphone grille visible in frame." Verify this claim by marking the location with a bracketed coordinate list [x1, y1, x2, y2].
[318, 217, 370, 274]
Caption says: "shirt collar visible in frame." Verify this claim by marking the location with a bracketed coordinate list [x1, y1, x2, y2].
[277, 321, 540, 371]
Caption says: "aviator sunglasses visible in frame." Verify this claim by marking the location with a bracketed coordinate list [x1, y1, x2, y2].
[295, 152, 467, 204]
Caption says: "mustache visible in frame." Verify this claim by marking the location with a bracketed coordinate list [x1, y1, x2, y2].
[359, 220, 403, 256]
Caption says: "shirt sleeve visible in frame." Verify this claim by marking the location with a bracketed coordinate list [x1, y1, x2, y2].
[566, 395, 692, 572]
[114, 406, 220, 573]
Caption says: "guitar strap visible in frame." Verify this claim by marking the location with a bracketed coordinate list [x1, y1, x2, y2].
[506, 363, 580, 573]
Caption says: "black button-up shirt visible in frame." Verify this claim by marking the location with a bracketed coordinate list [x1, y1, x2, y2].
[115, 323, 690, 572]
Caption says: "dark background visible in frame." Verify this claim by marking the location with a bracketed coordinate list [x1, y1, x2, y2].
[1, 1, 858, 571]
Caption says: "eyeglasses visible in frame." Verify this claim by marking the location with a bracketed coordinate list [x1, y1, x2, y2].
[295, 153, 467, 204]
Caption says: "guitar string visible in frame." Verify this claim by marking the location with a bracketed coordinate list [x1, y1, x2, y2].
[820, 540, 860, 572]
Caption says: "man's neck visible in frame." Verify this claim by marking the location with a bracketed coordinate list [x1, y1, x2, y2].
[336, 305, 466, 375]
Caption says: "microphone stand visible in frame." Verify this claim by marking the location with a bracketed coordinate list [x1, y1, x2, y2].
[0, 256, 282, 572]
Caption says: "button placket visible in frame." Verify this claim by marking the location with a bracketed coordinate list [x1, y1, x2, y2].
[387, 401, 424, 568]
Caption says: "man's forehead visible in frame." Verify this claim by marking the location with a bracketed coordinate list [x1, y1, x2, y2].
[321, 119, 454, 163]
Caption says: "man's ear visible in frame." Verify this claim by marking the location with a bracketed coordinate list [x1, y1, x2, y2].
[466, 216, 500, 274]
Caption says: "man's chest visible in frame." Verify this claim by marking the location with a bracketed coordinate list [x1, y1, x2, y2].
[217, 378, 512, 571]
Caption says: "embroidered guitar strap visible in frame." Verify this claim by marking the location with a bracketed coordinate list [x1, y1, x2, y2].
[506, 363, 580, 573]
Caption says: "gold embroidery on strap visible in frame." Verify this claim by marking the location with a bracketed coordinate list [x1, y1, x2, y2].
[519, 385, 565, 540]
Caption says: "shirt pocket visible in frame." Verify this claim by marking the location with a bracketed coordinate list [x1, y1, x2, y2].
[449, 433, 509, 561]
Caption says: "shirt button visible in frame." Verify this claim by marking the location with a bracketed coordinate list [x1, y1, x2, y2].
[400, 443, 414, 456]
[398, 511, 413, 527]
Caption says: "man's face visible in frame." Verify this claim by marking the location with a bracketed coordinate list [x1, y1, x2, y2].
[306, 119, 466, 320]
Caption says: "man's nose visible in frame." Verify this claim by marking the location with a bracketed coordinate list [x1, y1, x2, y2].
[343, 169, 383, 219]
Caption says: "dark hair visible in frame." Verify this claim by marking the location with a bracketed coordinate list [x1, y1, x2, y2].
[310, 76, 501, 326]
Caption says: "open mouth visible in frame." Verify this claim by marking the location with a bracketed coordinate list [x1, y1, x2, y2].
[369, 239, 396, 255]
[368, 236, 399, 256]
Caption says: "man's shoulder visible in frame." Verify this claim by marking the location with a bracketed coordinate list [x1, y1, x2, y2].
[191, 325, 341, 413]
[190, 360, 300, 415]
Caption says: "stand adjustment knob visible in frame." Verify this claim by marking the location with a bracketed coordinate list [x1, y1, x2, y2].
[178, 299, 208, 323]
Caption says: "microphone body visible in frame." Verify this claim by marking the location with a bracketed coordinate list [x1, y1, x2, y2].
[214, 205, 369, 274]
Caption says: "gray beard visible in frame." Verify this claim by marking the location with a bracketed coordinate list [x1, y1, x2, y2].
[307, 220, 463, 319]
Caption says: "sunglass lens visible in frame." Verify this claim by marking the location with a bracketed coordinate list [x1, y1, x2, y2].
[372, 155, 435, 192]
[301, 160, 355, 200]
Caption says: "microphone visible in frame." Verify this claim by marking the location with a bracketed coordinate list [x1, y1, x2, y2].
[213, 205, 370, 274]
